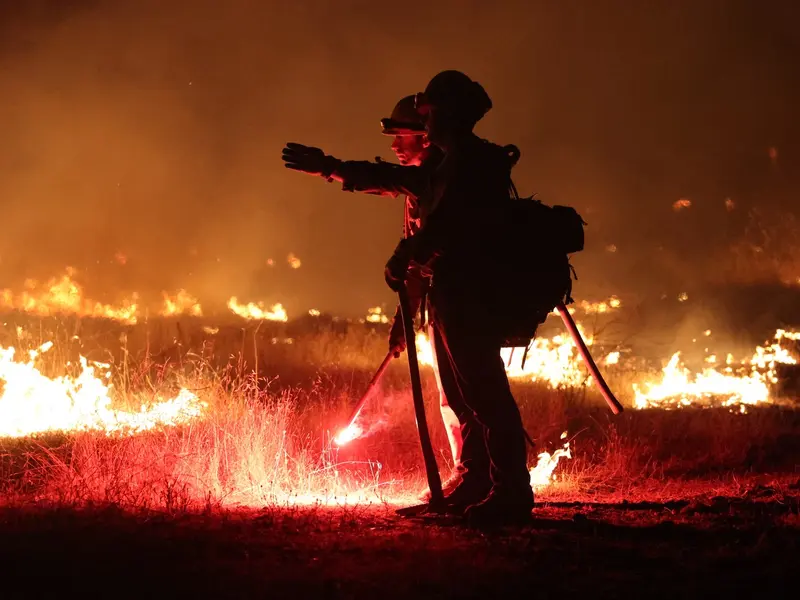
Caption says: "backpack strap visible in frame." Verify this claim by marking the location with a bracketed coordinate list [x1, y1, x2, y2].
[565, 263, 578, 305]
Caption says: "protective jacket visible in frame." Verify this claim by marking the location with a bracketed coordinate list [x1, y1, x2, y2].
[405, 136, 518, 293]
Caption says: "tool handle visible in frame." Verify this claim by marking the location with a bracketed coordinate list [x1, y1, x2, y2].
[556, 304, 625, 415]
[399, 286, 443, 504]
[342, 350, 395, 428]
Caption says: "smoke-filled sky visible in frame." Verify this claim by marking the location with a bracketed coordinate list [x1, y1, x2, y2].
[0, 0, 798, 318]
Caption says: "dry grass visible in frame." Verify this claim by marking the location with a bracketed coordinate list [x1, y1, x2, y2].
[0, 312, 798, 514]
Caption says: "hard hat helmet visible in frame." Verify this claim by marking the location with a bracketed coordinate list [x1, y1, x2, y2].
[380, 95, 426, 136]
[414, 70, 492, 125]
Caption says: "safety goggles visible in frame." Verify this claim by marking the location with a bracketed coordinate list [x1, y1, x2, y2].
[380, 118, 426, 136]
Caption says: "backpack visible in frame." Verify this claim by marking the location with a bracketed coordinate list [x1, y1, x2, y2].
[492, 180, 586, 351]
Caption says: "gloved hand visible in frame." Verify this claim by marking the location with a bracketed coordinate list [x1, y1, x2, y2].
[388, 308, 406, 357]
[281, 143, 341, 178]
[385, 238, 412, 292]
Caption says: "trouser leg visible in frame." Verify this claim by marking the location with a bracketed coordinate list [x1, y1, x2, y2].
[432, 295, 530, 494]
[429, 306, 490, 488]
[427, 321, 463, 471]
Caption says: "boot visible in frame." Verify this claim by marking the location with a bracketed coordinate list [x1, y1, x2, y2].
[441, 478, 492, 516]
[419, 469, 465, 503]
[464, 486, 534, 527]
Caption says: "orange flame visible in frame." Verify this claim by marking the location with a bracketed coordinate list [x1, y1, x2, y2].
[634, 330, 798, 409]
[365, 306, 390, 324]
[0, 342, 206, 438]
[227, 297, 288, 322]
[161, 289, 203, 317]
[414, 301, 799, 410]
[530, 433, 572, 487]
[0, 269, 139, 324]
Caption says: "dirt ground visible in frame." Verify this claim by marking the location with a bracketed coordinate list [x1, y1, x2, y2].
[1, 482, 797, 600]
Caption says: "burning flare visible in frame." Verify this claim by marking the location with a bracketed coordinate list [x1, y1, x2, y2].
[334, 422, 363, 446]
[0, 342, 206, 438]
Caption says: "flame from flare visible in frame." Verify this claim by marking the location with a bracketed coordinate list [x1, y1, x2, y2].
[334, 422, 363, 446]
[0, 342, 206, 438]
[227, 297, 288, 322]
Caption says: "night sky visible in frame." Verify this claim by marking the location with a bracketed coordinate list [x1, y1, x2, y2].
[0, 0, 798, 318]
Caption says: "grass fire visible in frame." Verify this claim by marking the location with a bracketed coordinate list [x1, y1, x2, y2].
[0, 280, 797, 509]
[1, 1, 799, 596]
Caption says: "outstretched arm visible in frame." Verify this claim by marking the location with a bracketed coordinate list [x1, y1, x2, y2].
[281, 142, 426, 198]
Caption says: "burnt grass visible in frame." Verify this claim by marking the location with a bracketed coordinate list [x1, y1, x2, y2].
[0, 488, 798, 599]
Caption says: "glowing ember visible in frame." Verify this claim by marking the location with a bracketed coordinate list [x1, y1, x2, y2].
[0, 269, 138, 324]
[308, 309, 321, 317]
[161, 289, 203, 317]
[673, 198, 692, 211]
[0, 342, 206, 438]
[366, 307, 390, 324]
[227, 297, 288, 322]
[287, 253, 302, 269]
[768, 146, 778, 162]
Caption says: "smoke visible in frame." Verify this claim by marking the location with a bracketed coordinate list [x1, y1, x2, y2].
[0, 0, 798, 320]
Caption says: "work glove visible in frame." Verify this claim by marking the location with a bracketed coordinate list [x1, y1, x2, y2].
[281, 142, 341, 179]
[388, 307, 406, 357]
[384, 238, 412, 292]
